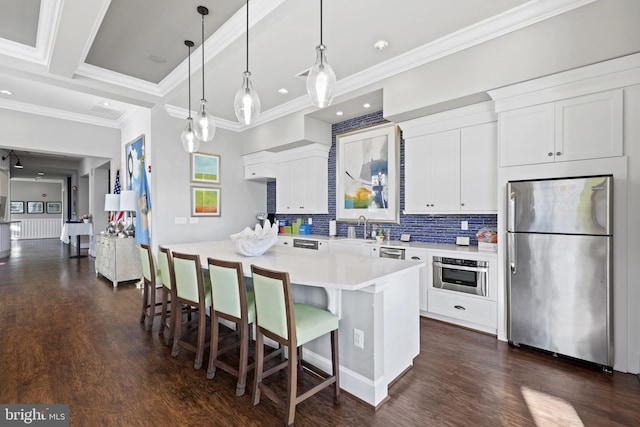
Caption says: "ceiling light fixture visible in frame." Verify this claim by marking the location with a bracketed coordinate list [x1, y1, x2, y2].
[373, 40, 389, 50]
[1, 150, 23, 169]
[363, 103, 371, 108]
[306, 0, 336, 108]
[180, 40, 199, 153]
[234, 0, 261, 125]
[336, 111, 343, 116]
[278, 88, 289, 95]
[0, 90, 12, 95]
[193, 6, 216, 143]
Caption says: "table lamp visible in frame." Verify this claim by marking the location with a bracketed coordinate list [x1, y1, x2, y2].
[119, 190, 137, 237]
[104, 194, 120, 235]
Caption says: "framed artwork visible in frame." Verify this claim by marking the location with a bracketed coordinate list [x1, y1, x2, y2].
[126, 134, 145, 192]
[191, 186, 220, 217]
[46, 201, 62, 214]
[336, 123, 400, 223]
[191, 152, 220, 184]
[27, 201, 44, 214]
[10, 201, 24, 214]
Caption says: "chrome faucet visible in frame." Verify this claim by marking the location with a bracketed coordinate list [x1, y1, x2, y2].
[357, 215, 368, 239]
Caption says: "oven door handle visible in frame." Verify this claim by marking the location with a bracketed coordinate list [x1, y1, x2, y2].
[432, 262, 488, 273]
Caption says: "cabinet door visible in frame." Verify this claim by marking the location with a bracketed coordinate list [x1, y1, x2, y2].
[275, 162, 291, 213]
[555, 89, 623, 162]
[405, 249, 429, 313]
[460, 122, 497, 212]
[427, 130, 460, 212]
[499, 103, 555, 167]
[289, 159, 308, 211]
[404, 136, 430, 212]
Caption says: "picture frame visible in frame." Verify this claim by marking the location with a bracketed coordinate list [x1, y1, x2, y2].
[191, 152, 220, 184]
[10, 201, 24, 214]
[46, 201, 62, 214]
[125, 134, 145, 192]
[336, 123, 400, 223]
[191, 186, 221, 217]
[27, 201, 44, 214]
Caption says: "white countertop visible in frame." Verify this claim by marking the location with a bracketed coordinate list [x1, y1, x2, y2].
[280, 234, 497, 257]
[164, 239, 425, 291]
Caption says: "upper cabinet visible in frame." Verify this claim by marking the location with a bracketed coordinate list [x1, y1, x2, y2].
[242, 151, 277, 181]
[275, 144, 329, 214]
[401, 102, 497, 214]
[497, 89, 622, 167]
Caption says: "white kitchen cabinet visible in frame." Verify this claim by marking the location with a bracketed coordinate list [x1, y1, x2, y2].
[242, 151, 276, 181]
[404, 123, 496, 213]
[404, 129, 460, 213]
[460, 123, 497, 212]
[405, 249, 429, 313]
[276, 144, 329, 214]
[95, 235, 142, 287]
[499, 89, 623, 167]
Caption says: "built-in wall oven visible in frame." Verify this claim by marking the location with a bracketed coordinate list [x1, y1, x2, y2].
[432, 256, 488, 296]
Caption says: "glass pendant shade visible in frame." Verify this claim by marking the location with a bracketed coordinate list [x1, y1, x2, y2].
[193, 99, 216, 142]
[306, 44, 336, 108]
[234, 71, 261, 125]
[181, 117, 200, 153]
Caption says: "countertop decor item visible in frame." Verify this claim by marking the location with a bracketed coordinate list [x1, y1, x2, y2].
[231, 220, 278, 257]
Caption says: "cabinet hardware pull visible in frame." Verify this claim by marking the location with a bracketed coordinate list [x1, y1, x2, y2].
[461, 203, 465, 206]
[556, 151, 562, 156]
[548, 152, 553, 156]
[251, 172, 256, 175]
[411, 256, 421, 260]
[454, 305, 466, 310]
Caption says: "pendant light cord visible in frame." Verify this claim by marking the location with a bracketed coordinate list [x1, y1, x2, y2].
[246, 0, 249, 72]
[320, 0, 323, 45]
[188, 43, 192, 117]
[201, 13, 205, 99]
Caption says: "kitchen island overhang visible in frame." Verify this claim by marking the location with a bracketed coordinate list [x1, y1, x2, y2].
[164, 240, 424, 407]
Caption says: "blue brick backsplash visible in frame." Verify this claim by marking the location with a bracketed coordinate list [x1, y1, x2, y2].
[267, 111, 497, 245]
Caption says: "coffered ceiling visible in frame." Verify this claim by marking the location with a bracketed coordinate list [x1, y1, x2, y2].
[0, 0, 601, 135]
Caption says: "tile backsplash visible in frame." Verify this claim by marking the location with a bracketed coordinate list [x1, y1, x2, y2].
[267, 111, 497, 245]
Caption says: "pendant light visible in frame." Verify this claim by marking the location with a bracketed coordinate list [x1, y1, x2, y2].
[306, 0, 336, 108]
[193, 6, 216, 143]
[234, 0, 261, 125]
[180, 40, 199, 153]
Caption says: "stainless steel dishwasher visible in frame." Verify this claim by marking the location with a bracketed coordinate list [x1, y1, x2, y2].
[292, 238, 319, 250]
[379, 247, 405, 259]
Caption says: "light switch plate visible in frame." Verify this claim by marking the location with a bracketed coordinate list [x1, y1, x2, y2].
[400, 233, 410, 242]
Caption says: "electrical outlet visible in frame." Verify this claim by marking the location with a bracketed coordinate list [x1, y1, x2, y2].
[174, 217, 187, 224]
[353, 328, 364, 349]
[461, 220, 468, 230]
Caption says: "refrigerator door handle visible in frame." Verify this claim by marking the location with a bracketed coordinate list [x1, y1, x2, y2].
[508, 189, 516, 231]
[508, 233, 516, 275]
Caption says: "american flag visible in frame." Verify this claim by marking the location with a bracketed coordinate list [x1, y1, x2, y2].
[110, 169, 124, 222]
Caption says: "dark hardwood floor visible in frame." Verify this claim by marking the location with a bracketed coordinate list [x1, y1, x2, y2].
[1, 239, 638, 426]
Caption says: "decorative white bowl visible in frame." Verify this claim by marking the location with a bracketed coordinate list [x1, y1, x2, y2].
[230, 221, 279, 257]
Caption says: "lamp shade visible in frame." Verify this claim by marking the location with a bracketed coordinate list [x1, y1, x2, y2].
[119, 190, 138, 212]
[104, 194, 120, 212]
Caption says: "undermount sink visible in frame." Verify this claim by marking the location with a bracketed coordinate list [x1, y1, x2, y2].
[338, 238, 378, 245]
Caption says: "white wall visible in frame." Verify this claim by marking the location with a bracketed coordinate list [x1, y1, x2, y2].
[148, 105, 267, 251]
[383, 0, 640, 122]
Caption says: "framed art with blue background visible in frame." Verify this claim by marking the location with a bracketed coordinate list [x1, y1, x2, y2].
[336, 123, 400, 223]
[126, 134, 145, 192]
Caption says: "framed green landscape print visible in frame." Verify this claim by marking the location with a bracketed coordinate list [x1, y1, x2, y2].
[191, 152, 220, 184]
[191, 186, 220, 217]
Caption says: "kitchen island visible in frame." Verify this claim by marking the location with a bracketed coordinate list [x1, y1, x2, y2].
[164, 239, 424, 407]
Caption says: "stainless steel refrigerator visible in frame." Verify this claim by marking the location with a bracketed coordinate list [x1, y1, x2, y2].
[507, 175, 613, 368]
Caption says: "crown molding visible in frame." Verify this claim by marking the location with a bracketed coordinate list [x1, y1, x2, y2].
[163, 104, 243, 132]
[75, 63, 163, 97]
[0, 98, 121, 128]
[75, 0, 112, 73]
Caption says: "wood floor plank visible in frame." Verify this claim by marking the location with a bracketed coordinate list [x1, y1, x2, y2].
[0, 239, 638, 426]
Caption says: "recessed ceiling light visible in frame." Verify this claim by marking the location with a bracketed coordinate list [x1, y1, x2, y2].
[278, 88, 289, 94]
[336, 111, 343, 116]
[102, 101, 110, 106]
[37, 172, 44, 176]
[373, 40, 389, 50]
[148, 54, 167, 64]
[0, 89, 12, 95]
[363, 103, 371, 108]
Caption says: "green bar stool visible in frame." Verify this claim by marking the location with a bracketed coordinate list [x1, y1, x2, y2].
[157, 246, 177, 345]
[171, 251, 211, 370]
[138, 244, 163, 332]
[250, 264, 340, 427]
[206, 258, 255, 396]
